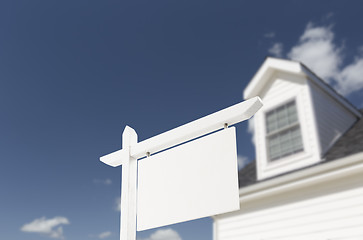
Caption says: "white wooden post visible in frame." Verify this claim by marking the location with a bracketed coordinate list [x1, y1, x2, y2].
[120, 126, 138, 240]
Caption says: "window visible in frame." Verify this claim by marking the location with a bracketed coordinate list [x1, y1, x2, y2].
[266, 100, 303, 161]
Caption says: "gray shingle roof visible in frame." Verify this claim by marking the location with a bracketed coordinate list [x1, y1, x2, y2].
[238, 160, 256, 188]
[238, 113, 363, 188]
[324, 111, 363, 161]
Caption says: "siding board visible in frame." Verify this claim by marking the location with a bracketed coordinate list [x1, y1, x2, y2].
[216, 174, 363, 240]
[309, 81, 356, 155]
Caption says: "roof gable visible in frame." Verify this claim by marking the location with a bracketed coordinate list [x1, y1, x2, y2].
[244, 58, 305, 99]
[244, 57, 361, 118]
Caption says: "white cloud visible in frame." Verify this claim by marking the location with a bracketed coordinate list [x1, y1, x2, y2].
[20, 216, 69, 239]
[140, 228, 182, 240]
[287, 23, 342, 82]
[247, 116, 255, 145]
[337, 58, 363, 95]
[268, 43, 283, 58]
[286, 22, 363, 96]
[237, 155, 250, 169]
[93, 178, 112, 185]
[264, 32, 275, 38]
[115, 197, 121, 211]
[322, 12, 334, 21]
[98, 231, 112, 239]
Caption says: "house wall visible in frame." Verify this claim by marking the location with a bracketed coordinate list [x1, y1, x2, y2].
[308, 80, 357, 156]
[254, 72, 320, 180]
[214, 169, 363, 240]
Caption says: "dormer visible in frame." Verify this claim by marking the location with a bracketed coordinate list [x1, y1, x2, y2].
[244, 57, 361, 180]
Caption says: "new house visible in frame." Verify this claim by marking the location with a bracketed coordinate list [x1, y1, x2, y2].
[213, 57, 363, 240]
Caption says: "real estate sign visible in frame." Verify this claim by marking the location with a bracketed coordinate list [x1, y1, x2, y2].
[100, 96, 262, 240]
[137, 127, 239, 231]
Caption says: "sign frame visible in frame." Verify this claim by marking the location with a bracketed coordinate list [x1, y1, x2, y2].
[100, 96, 262, 240]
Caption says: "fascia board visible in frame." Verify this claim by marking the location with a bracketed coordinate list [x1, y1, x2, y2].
[244, 58, 304, 99]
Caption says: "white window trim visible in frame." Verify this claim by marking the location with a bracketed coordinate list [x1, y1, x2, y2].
[257, 91, 316, 180]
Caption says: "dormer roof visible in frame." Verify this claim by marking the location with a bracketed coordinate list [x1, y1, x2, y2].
[244, 57, 361, 118]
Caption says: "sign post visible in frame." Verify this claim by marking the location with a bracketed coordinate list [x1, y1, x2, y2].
[119, 126, 138, 240]
[100, 96, 262, 240]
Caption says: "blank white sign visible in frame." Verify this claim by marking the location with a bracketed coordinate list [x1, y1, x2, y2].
[137, 127, 240, 231]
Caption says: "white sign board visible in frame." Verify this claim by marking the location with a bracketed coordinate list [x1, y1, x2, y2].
[137, 127, 240, 231]
[100, 97, 263, 240]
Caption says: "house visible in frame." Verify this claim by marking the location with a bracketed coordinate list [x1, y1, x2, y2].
[213, 57, 363, 240]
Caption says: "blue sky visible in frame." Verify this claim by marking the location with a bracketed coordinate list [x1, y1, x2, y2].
[1, 1, 363, 240]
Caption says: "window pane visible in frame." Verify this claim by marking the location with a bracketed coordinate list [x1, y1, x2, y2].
[277, 107, 289, 129]
[266, 111, 277, 133]
[268, 134, 280, 160]
[266, 101, 303, 161]
[268, 126, 303, 161]
[287, 102, 297, 124]
[266, 100, 298, 134]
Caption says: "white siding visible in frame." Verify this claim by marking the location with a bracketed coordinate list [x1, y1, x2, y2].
[308, 81, 357, 155]
[215, 172, 363, 240]
[261, 72, 304, 103]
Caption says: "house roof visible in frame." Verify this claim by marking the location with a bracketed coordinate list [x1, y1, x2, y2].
[243, 57, 361, 118]
[324, 110, 363, 161]
[238, 160, 257, 188]
[238, 110, 363, 188]
[238, 57, 362, 188]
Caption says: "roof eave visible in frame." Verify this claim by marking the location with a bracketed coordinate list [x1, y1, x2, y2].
[300, 64, 362, 118]
[238, 151, 363, 202]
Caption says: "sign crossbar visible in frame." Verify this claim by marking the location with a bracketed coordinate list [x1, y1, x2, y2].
[100, 96, 263, 240]
[101, 96, 262, 167]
